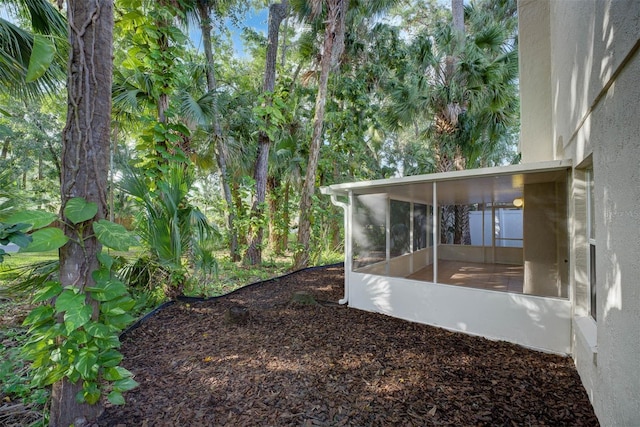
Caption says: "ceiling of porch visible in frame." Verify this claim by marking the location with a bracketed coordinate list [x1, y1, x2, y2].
[322, 160, 571, 205]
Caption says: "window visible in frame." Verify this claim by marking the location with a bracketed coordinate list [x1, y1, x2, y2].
[390, 200, 410, 257]
[352, 195, 386, 269]
[587, 167, 596, 320]
[413, 203, 428, 251]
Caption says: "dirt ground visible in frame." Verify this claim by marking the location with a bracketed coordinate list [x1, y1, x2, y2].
[98, 265, 598, 426]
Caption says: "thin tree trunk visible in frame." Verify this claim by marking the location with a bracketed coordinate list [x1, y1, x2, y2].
[452, 0, 464, 34]
[280, 16, 289, 67]
[267, 176, 279, 250]
[50, 1, 112, 425]
[293, 0, 348, 270]
[156, 4, 170, 124]
[198, 1, 240, 261]
[266, 177, 290, 254]
[438, 0, 468, 245]
[0, 139, 9, 159]
[46, 139, 61, 180]
[244, 0, 288, 266]
[109, 122, 118, 223]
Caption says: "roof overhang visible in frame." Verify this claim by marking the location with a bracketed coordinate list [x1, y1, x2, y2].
[320, 160, 572, 205]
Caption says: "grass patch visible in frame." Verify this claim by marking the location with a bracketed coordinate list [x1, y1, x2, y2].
[185, 253, 293, 297]
[0, 252, 58, 286]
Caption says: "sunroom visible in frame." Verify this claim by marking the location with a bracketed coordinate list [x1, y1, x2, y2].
[321, 160, 572, 354]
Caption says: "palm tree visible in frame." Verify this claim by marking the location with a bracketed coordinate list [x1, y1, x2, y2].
[182, 0, 252, 261]
[292, 0, 400, 270]
[119, 162, 213, 299]
[384, 0, 519, 243]
[50, 1, 113, 424]
[243, 0, 288, 266]
[0, 0, 67, 100]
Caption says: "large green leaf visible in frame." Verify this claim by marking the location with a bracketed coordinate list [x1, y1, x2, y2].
[112, 377, 139, 393]
[64, 197, 98, 224]
[22, 227, 68, 252]
[0, 223, 31, 248]
[75, 348, 99, 378]
[22, 305, 55, 327]
[87, 278, 128, 302]
[9, 231, 32, 248]
[107, 391, 125, 405]
[55, 289, 85, 313]
[32, 281, 63, 303]
[25, 35, 56, 83]
[64, 303, 93, 335]
[103, 366, 130, 381]
[5, 210, 58, 230]
[98, 349, 123, 368]
[93, 220, 137, 251]
[84, 321, 113, 339]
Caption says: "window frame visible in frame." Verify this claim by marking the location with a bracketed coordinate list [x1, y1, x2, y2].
[586, 167, 596, 321]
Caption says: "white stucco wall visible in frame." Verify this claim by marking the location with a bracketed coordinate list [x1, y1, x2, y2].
[584, 50, 640, 425]
[348, 272, 571, 354]
[518, 0, 554, 162]
[519, 0, 640, 423]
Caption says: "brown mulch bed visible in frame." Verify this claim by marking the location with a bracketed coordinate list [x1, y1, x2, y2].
[98, 265, 599, 426]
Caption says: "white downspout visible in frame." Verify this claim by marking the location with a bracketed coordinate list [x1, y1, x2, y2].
[329, 192, 350, 305]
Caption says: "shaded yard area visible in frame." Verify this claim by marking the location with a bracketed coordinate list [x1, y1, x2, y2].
[98, 265, 598, 426]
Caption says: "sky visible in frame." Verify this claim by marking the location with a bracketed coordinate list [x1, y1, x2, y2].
[189, 8, 269, 59]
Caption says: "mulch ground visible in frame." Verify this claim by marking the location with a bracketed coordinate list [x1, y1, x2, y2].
[98, 265, 599, 426]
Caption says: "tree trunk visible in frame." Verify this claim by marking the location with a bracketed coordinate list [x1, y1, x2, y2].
[46, 139, 61, 180]
[267, 176, 279, 251]
[50, 1, 112, 425]
[293, 0, 348, 270]
[0, 139, 9, 159]
[38, 153, 43, 180]
[452, 0, 464, 34]
[156, 2, 170, 124]
[438, 0, 468, 245]
[216, 143, 240, 261]
[244, 0, 288, 266]
[198, 1, 240, 261]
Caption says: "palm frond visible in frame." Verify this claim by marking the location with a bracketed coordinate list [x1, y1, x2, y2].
[0, 259, 59, 298]
[176, 90, 215, 126]
[0, 1, 67, 99]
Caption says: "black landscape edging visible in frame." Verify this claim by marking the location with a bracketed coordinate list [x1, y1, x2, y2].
[120, 262, 344, 338]
[120, 300, 175, 339]
[176, 262, 344, 303]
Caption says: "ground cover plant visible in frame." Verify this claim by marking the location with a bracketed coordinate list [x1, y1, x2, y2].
[98, 266, 599, 426]
[0, 249, 296, 425]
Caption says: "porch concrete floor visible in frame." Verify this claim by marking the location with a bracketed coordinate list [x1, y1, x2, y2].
[406, 261, 524, 293]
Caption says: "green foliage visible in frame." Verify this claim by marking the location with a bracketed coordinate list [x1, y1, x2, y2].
[0, 0, 68, 99]
[21, 272, 138, 405]
[120, 163, 217, 297]
[253, 90, 289, 141]
[0, 329, 49, 405]
[25, 35, 56, 83]
[136, 121, 192, 171]
[4, 198, 139, 406]
[6, 210, 58, 230]
[0, 222, 32, 262]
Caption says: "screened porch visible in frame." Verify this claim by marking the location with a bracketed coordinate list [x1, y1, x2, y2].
[322, 160, 573, 353]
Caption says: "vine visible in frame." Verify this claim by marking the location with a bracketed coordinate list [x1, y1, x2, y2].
[4, 197, 139, 405]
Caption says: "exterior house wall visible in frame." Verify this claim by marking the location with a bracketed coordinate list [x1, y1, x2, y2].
[348, 272, 571, 354]
[518, 0, 554, 162]
[518, 0, 640, 423]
